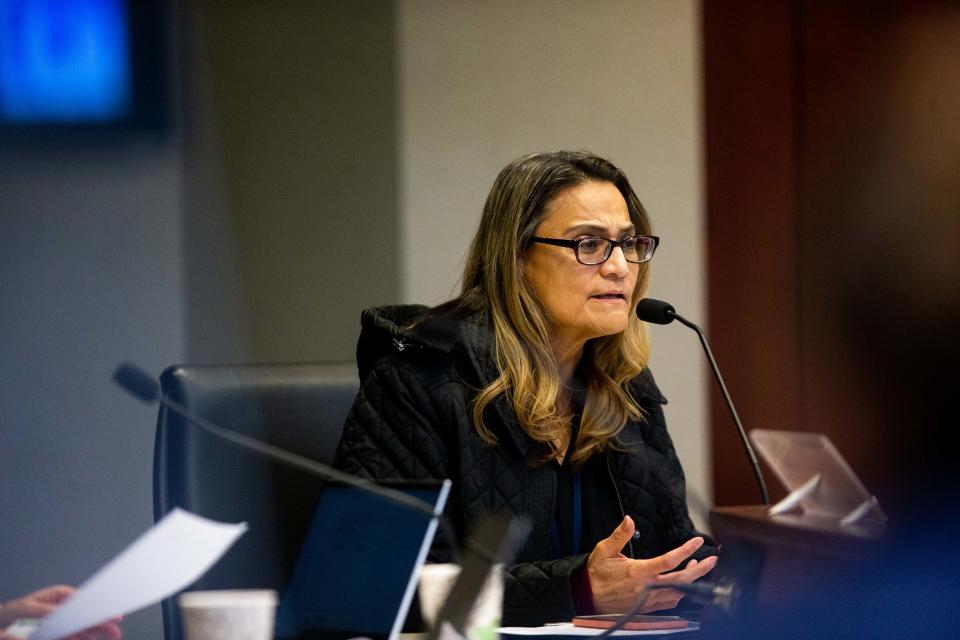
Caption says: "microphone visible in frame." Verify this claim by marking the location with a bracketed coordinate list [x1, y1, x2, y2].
[664, 580, 738, 611]
[636, 299, 770, 504]
[112, 363, 440, 519]
[635, 298, 676, 325]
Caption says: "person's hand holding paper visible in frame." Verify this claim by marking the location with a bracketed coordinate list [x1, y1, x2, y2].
[0, 586, 121, 640]
[25, 509, 245, 640]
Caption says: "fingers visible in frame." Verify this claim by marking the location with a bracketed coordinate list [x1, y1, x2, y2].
[593, 516, 636, 558]
[0, 585, 89, 639]
[656, 555, 718, 585]
[96, 620, 124, 640]
[688, 555, 717, 581]
[63, 618, 123, 640]
[649, 536, 704, 574]
[634, 555, 717, 613]
[640, 587, 685, 613]
[0, 596, 58, 622]
[30, 585, 75, 605]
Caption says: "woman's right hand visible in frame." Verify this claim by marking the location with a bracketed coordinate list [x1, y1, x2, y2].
[586, 516, 718, 614]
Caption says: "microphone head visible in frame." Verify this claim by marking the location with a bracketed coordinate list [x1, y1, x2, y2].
[635, 298, 676, 325]
[678, 581, 739, 612]
[112, 363, 160, 403]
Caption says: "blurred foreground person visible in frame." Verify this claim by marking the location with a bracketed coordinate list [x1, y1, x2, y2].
[699, 199, 959, 640]
[701, 61, 960, 636]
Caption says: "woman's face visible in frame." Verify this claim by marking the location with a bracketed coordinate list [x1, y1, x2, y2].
[523, 180, 640, 356]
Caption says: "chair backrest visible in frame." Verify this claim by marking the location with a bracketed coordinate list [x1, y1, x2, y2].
[153, 362, 359, 640]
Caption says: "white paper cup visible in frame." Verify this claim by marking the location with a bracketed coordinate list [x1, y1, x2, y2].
[178, 589, 277, 640]
[418, 563, 503, 640]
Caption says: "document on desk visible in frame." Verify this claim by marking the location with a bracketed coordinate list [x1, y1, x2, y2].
[497, 622, 700, 637]
[30, 508, 246, 640]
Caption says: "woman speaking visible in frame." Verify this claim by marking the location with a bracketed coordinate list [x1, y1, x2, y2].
[333, 151, 717, 626]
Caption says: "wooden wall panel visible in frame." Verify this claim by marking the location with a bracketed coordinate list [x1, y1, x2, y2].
[705, 0, 960, 510]
[704, 1, 801, 506]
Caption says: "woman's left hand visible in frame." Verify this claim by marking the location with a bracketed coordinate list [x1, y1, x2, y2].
[586, 516, 718, 614]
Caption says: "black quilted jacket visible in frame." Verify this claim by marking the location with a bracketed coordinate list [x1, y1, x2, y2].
[333, 305, 716, 626]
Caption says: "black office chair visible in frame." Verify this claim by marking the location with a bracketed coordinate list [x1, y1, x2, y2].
[153, 362, 359, 640]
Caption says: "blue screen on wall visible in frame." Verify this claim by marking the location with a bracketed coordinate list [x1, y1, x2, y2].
[0, 0, 166, 139]
[1, 0, 132, 123]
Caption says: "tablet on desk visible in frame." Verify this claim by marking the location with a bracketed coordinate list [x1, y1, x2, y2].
[274, 480, 451, 640]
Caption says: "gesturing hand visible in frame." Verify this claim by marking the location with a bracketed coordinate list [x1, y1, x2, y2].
[586, 516, 718, 614]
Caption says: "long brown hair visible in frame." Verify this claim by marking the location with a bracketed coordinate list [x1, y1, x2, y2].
[449, 151, 655, 466]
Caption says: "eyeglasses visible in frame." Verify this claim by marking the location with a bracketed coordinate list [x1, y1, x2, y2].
[529, 235, 660, 265]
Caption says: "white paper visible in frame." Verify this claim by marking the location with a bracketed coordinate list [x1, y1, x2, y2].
[30, 508, 247, 640]
[497, 622, 700, 636]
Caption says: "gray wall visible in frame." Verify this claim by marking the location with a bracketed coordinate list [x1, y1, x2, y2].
[0, 141, 185, 638]
[187, 1, 399, 363]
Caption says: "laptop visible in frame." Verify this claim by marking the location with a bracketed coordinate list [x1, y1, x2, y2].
[274, 479, 452, 640]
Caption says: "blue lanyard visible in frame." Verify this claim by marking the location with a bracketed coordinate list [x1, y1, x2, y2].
[572, 469, 582, 555]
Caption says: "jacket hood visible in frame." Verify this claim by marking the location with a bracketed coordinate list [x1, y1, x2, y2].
[356, 304, 498, 385]
[355, 304, 667, 403]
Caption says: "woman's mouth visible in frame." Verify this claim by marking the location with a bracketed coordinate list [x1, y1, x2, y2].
[590, 293, 627, 301]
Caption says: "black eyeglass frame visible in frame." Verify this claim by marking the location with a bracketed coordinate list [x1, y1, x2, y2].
[529, 235, 660, 265]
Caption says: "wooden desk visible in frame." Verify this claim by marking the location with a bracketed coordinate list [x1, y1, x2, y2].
[709, 505, 885, 609]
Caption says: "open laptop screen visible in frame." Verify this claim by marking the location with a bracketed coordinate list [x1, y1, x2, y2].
[275, 480, 450, 640]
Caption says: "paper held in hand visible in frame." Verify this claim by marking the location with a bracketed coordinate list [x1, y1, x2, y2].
[29, 508, 246, 640]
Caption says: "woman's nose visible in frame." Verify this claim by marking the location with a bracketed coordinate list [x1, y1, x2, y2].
[600, 245, 630, 276]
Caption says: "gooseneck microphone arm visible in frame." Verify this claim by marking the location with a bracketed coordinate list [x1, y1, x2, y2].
[112, 363, 439, 519]
[673, 312, 770, 505]
[636, 299, 770, 505]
